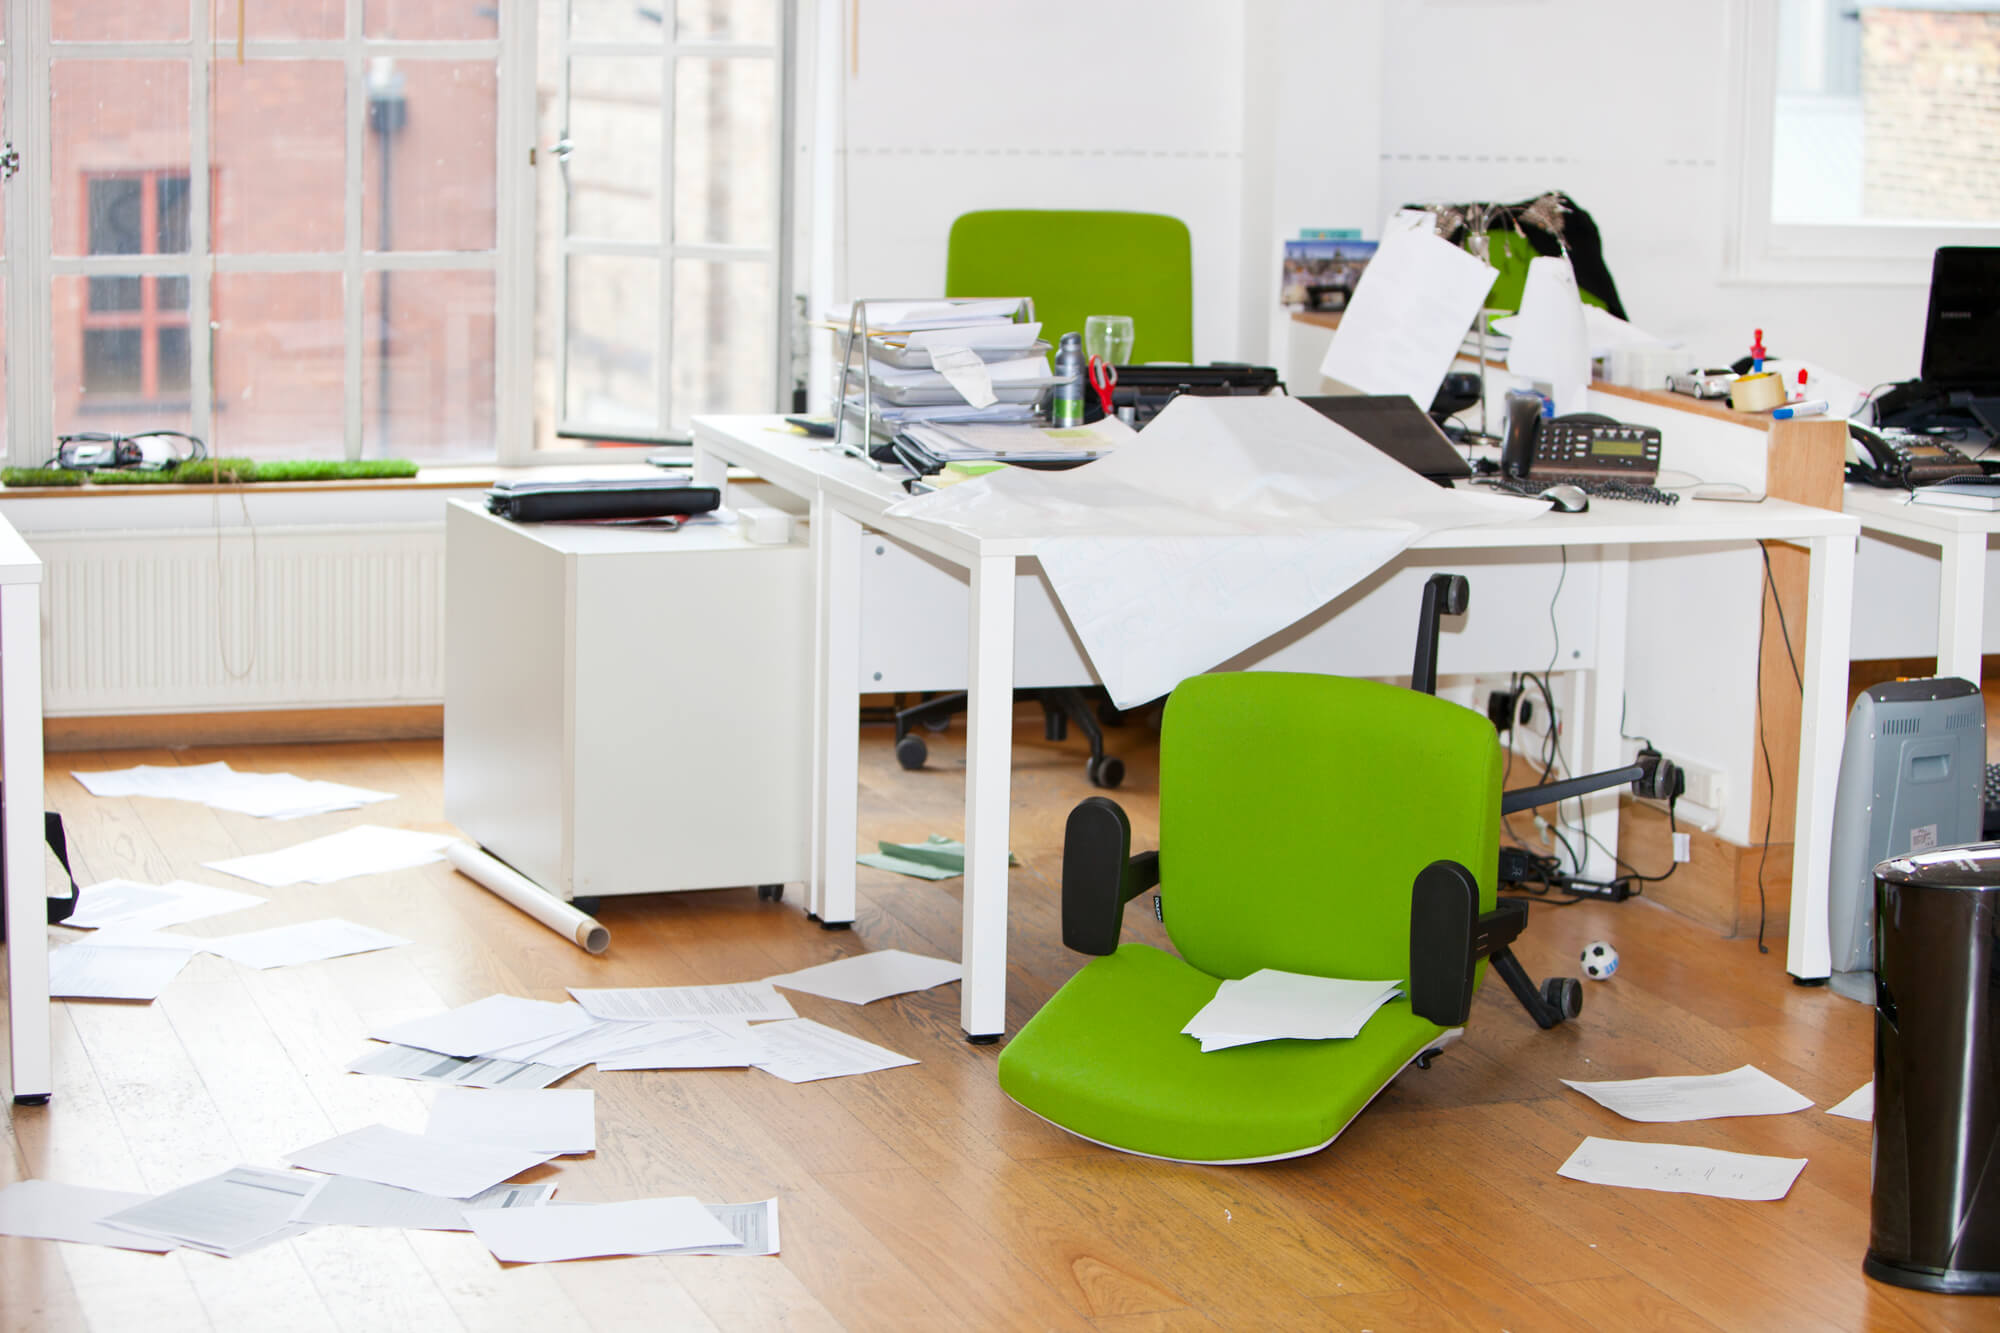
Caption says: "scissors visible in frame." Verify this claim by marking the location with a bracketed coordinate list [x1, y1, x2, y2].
[1088, 356, 1118, 417]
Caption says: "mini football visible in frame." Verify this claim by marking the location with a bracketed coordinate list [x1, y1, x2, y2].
[1580, 941, 1619, 980]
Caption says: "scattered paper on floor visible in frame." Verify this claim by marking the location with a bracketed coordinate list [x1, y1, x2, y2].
[284, 1124, 555, 1200]
[100, 1166, 318, 1257]
[60, 878, 265, 932]
[425, 1087, 596, 1156]
[290, 1175, 553, 1231]
[345, 1043, 582, 1090]
[568, 981, 798, 1024]
[1556, 1137, 1807, 1201]
[465, 1196, 739, 1263]
[370, 994, 593, 1059]
[1560, 1064, 1813, 1123]
[202, 918, 412, 969]
[72, 761, 395, 819]
[0, 1180, 178, 1252]
[48, 940, 195, 1001]
[1827, 1082, 1873, 1122]
[748, 1018, 918, 1084]
[767, 949, 963, 1005]
[202, 825, 456, 888]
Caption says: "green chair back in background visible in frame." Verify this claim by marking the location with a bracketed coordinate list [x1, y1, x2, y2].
[944, 210, 1194, 363]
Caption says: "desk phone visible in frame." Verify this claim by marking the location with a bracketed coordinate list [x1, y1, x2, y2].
[1847, 421, 1984, 489]
[1501, 400, 1662, 483]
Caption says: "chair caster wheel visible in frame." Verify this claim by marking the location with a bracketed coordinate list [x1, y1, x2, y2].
[1087, 755, 1125, 789]
[572, 897, 602, 916]
[895, 734, 928, 770]
[756, 884, 783, 902]
[1542, 976, 1583, 1022]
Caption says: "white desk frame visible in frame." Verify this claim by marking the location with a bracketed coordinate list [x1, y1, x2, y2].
[1845, 485, 1994, 685]
[0, 516, 46, 1103]
[692, 417, 1860, 1035]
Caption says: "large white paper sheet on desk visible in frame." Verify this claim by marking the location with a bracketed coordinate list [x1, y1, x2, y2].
[886, 394, 1541, 708]
[285, 1124, 555, 1199]
[0, 1180, 178, 1252]
[425, 1087, 595, 1155]
[1560, 1064, 1813, 1123]
[370, 994, 593, 1059]
[1557, 1137, 1807, 1201]
[292, 1175, 553, 1231]
[61, 877, 265, 931]
[468, 1196, 738, 1263]
[766, 949, 962, 1005]
[101, 1166, 317, 1256]
[1320, 210, 1496, 405]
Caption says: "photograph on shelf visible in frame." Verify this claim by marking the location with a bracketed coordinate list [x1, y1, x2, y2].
[1280, 238, 1378, 311]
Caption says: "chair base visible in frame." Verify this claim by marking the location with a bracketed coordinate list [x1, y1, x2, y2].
[1002, 1029, 1462, 1164]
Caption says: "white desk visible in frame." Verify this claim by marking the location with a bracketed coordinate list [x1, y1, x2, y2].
[0, 515, 46, 1103]
[691, 416, 1861, 1036]
[1845, 485, 1995, 685]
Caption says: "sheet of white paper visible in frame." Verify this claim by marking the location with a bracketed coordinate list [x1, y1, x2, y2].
[927, 345, 998, 408]
[81, 927, 210, 953]
[61, 877, 266, 931]
[71, 761, 233, 799]
[1320, 209, 1497, 406]
[72, 762, 395, 819]
[1182, 970, 1403, 1046]
[594, 1020, 764, 1070]
[101, 1166, 317, 1256]
[1506, 255, 1593, 415]
[1557, 1136, 1807, 1201]
[903, 320, 1041, 350]
[426, 1087, 595, 1155]
[1827, 1081, 1873, 1121]
[568, 981, 798, 1024]
[202, 825, 456, 888]
[371, 994, 594, 1059]
[0, 1180, 177, 1252]
[202, 918, 411, 969]
[886, 394, 1539, 709]
[470, 1005, 604, 1063]
[1560, 1064, 1813, 1123]
[285, 1124, 555, 1199]
[766, 949, 963, 1005]
[291, 1175, 553, 1231]
[346, 1043, 581, 1090]
[749, 1018, 918, 1084]
[660, 1198, 781, 1256]
[467, 1196, 738, 1263]
[48, 941, 194, 1000]
[831, 297, 1023, 330]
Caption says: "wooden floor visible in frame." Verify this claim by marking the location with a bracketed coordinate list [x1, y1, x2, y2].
[0, 714, 1980, 1332]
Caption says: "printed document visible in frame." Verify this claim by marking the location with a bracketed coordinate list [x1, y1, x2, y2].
[1559, 1064, 1813, 1122]
[346, 1043, 581, 1090]
[663, 1198, 781, 1256]
[568, 981, 798, 1024]
[466, 1196, 738, 1263]
[1320, 209, 1497, 408]
[425, 1087, 596, 1155]
[285, 1124, 555, 1199]
[595, 1020, 763, 1070]
[749, 1018, 918, 1084]
[766, 949, 963, 1005]
[48, 941, 195, 1001]
[202, 918, 411, 969]
[60, 877, 265, 931]
[291, 1176, 553, 1231]
[101, 1166, 317, 1256]
[1557, 1137, 1807, 1201]
[0, 1180, 177, 1252]
[370, 994, 594, 1059]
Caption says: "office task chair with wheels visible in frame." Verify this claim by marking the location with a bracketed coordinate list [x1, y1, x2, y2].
[888, 209, 1195, 787]
[996, 575, 1670, 1162]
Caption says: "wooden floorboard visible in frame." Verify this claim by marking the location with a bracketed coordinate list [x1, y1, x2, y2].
[0, 712, 1945, 1331]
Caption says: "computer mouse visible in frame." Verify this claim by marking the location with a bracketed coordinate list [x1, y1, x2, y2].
[1538, 483, 1589, 513]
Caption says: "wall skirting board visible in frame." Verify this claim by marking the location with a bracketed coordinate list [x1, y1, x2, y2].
[28, 523, 445, 719]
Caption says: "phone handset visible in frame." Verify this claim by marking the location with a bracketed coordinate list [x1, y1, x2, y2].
[1501, 393, 1542, 479]
[1847, 422, 1983, 488]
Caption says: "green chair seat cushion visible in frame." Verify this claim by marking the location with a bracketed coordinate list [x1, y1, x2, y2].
[997, 943, 1449, 1163]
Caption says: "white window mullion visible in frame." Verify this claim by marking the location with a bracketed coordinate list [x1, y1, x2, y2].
[657, 37, 677, 436]
[343, 5, 365, 461]
[493, 0, 536, 463]
[7, 0, 53, 469]
[187, 0, 213, 450]
[774, 0, 798, 412]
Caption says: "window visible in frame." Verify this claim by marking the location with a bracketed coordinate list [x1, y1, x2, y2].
[1735, 0, 2000, 279]
[81, 171, 192, 402]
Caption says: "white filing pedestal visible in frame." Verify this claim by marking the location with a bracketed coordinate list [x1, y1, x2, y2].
[444, 501, 812, 901]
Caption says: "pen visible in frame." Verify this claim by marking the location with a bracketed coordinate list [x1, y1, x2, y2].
[1772, 400, 1827, 419]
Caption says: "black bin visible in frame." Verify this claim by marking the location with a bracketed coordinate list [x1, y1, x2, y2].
[1867, 845, 2000, 1294]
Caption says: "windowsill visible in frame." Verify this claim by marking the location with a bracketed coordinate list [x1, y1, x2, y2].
[0, 461, 750, 499]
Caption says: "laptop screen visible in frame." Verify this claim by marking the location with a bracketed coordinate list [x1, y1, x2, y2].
[1921, 247, 2000, 392]
[1295, 394, 1472, 482]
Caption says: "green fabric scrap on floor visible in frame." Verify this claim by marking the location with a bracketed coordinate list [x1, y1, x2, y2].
[858, 834, 1017, 880]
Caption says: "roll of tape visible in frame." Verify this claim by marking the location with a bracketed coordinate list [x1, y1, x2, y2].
[1729, 372, 1786, 412]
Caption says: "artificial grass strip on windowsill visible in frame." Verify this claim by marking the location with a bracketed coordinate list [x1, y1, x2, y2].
[2, 458, 420, 488]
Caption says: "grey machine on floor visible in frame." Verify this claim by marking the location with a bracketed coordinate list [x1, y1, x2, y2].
[1827, 678, 1986, 999]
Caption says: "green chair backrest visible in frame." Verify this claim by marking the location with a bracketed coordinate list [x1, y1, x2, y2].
[945, 210, 1194, 363]
[1480, 229, 1609, 315]
[1157, 672, 1501, 984]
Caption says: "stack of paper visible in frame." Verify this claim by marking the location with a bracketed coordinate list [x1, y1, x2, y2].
[1181, 969, 1403, 1052]
[829, 297, 1054, 435]
[73, 761, 396, 819]
[203, 825, 458, 888]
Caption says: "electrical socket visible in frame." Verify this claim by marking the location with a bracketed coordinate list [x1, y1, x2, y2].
[1641, 751, 1725, 813]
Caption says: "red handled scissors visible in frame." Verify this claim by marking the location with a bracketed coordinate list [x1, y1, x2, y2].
[1088, 356, 1117, 416]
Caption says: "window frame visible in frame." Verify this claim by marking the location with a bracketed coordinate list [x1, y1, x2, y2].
[78, 167, 194, 406]
[1728, 0, 2000, 286]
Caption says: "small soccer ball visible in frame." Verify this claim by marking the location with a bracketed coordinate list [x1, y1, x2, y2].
[1581, 941, 1619, 980]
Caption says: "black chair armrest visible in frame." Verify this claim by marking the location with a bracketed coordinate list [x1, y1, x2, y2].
[1408, 860, 1528, 1026]
[1062, 796, 1160, 956]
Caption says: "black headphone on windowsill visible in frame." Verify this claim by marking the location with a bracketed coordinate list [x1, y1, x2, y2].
[49, 430, 207, 472]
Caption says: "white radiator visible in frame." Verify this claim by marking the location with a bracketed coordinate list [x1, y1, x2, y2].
[29, 523, 445, 716]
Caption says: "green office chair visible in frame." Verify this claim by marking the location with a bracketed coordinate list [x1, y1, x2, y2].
[944, 209, 1194, 364]
[997, 575, 1608, 1163]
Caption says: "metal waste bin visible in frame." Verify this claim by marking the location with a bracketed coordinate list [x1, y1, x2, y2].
[1867, 845, 2000, 1295]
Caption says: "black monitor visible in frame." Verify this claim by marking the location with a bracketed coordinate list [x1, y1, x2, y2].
[1920, 247, 2000, 393]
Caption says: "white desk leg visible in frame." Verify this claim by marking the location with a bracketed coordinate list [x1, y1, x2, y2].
[1576, 544, 1630, 883]
[1788, 531, 1855, 981]
[690, 443, 728, 493]
[1936, 532, 1986, 686]
[4, 581, 49, 1104]
[809, 499, 861, 927]
[960, 553, 1016, 1041]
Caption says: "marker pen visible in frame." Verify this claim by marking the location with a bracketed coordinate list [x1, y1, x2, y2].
[1772, 400, 1827, 419]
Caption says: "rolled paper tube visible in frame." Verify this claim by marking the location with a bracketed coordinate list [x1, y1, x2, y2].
[445, 841, 610, 954]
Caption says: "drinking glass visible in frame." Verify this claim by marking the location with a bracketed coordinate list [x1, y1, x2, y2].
[1084, 314, 1136, 367]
